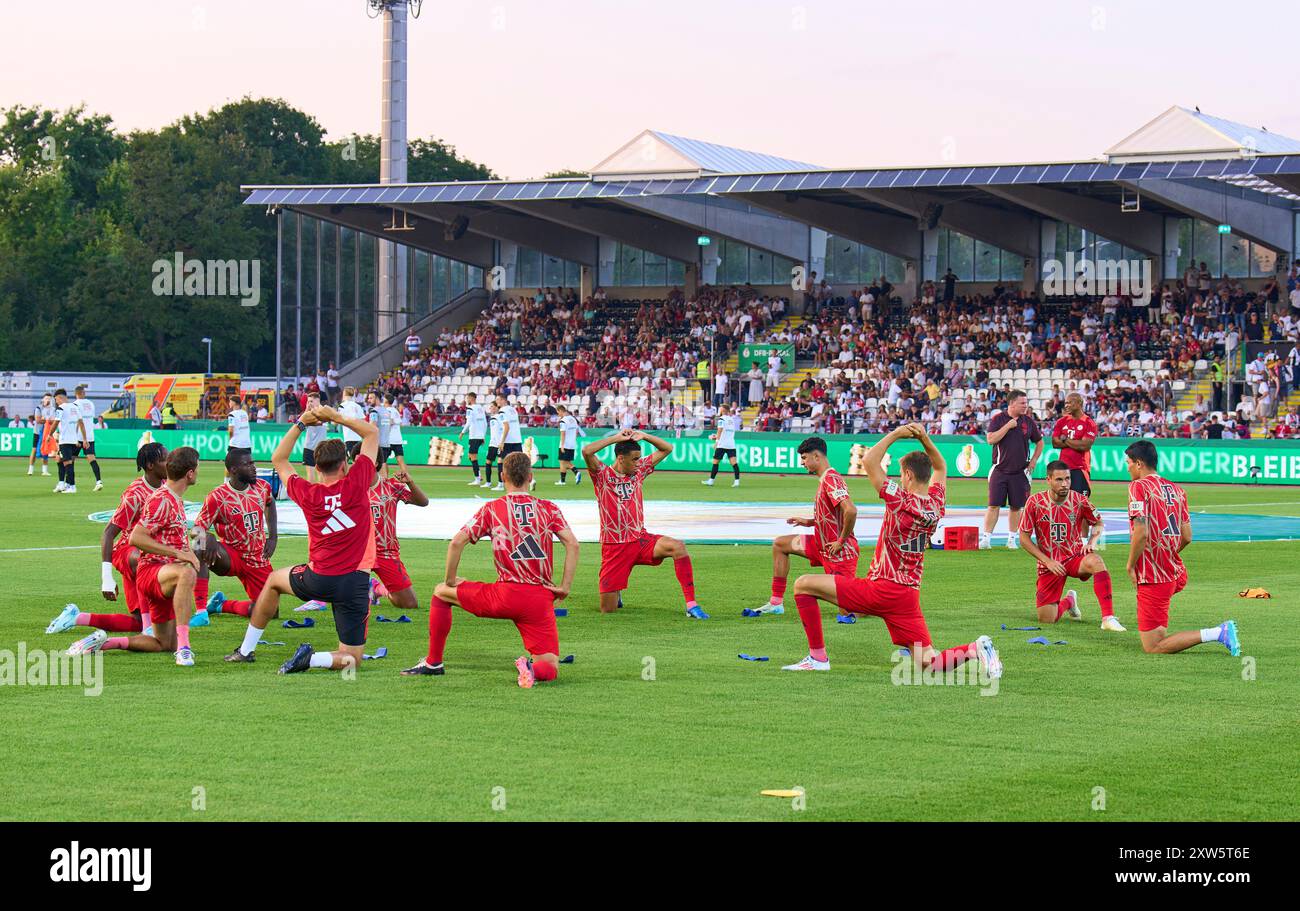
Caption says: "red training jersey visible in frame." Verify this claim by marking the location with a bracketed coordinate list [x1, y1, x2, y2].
[368, 476, 412, 559]
[868, 479, 945, 589]
[1052, 415, 1097, 472]
[591, 456, 655, 544]
[286, 454, 376, 575]
[110, 477, 157, 559]
[813, 468, 858, 558]
[194, 479, 274, 569]
[461, 493, 572, 586]
[1019, 489, 1101, 574]
[1127, 474, 1189, 584]
[137, 485, 191, 567]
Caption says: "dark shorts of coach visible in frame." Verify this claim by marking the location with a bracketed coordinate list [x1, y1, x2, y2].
[388, 443, 404, 457]
[486, 446, 500, 463]
[78, 442, 96, 457]
[1069, 468, 1092, 496]
[558, 448, 575, 462]
[502, 442, 524, 456]
[469, 438, 484, 456]
[288, 565, 370, 646]
[302, 447, 316, 467]
[59, 443, 79, 463]
[987, 468, 1031, 509]
[712, 447, 737, 461]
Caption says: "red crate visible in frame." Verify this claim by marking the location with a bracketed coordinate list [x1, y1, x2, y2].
[943, 526, 980, 551]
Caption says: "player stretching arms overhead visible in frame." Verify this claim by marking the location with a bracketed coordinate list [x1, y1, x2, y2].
[459, 392, 489, 486]
[47, 443, 169, 638]
[367, 463, 430, 613]
[402, 452, 579, 686]
[1051, 392, 1097, 497]
[752, 436, 857, 616]
[555, 405, 585, 485]
[583, 429, 707, 620]
[782, 424, 1002, 677]
[1018, 460, 1126, 631]
[66, 448, 203, 666]
[1124, 440, 1239, 656]
[702, 403, 742, 487]
[195, 449, 279, 623]
[224, 405, 379, 673]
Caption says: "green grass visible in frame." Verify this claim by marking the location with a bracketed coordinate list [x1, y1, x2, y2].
[2, 458, 1298, 821]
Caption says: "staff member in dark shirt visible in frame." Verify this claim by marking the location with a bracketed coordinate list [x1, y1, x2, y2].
[981, 390, 1043, 550]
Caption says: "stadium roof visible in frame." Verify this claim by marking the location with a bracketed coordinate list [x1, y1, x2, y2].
[243, 109, 1300, 270]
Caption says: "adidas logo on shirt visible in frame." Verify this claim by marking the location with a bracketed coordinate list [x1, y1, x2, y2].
[321, 508, 357, 535]
[509, 533, 546, 562]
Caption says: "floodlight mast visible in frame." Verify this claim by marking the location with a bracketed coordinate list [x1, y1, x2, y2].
[369, 0, 420, 338]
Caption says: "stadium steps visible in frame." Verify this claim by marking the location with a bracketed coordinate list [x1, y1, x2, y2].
[1174, 375, 1214, 414]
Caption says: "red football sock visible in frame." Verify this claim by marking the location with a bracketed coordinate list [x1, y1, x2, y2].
[427, 596, 453, 665]
[673, 555, 695, 603]
[1093, 572, 1114, 618]
[771, 575, 788, 602]
[83, 613, 144, 632]
[931, 642, 976, 671]
[176, 625, 191, 649]
[532, 660, 558, 682]
[794, 593, 825, 655]
[194, 577, 209, 613]
[222, 599, 254, 617]
[1054, 600, 1071, 621]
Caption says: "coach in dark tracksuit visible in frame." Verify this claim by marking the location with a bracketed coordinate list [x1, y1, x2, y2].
[981, 390, 1043, 549]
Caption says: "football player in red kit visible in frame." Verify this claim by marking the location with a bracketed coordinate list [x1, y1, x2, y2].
[46, 443, 169, 638]
[403, 452, 579, 687]
[782, 424, 1002, 678]
[751, 436, 858, 616]
[367, 462, 430, 613]
[1051, 392, 1098, 496]
[1018, 460, 1126, 631]
[582, 429, 706, 619]
[194, 449, 278, 621]
[1124, 440, 1239, 656]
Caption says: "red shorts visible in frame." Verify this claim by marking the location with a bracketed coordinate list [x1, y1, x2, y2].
[834, 575, 932, 649]
[373, 555, 412, 594]
[135, 560, 176, 623]
[1034, 553, 1090, 608]
[803, 533, 859, 577]
[599, 534, 664, 593]
[222, 547, 272, 603]
[1136, 570, 1188, 632]
[110, 546, 139, 615]
[456, 580, 559, 656]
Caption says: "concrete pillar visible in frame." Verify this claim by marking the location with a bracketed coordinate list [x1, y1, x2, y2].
[922, 228, 941, 282]
[683, 262, 699, 298]
[598, 236, 618, 288]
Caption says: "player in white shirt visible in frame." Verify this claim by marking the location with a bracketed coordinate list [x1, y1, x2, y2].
[485, 406, 505, 490]
[301, 391, 330, 482]
[27, 394, 53, 477]
[554, 405, 586, 486]
[365, 391, 393, 468]
[494, 394, 533, 491]
[703, 404, 742, 488]
[73, 386, 105, 490]
[383, 393, 408, 474]
[337, 386, 367, 462]
[52, 388, 87, 493]
[226, 395, 253, 455]
[457, 392, 489, 486]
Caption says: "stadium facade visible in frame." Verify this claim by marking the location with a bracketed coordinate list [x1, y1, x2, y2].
[241, 106, 1300, 386]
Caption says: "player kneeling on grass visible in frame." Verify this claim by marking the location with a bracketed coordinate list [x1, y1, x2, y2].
[367, 461, 429, 613]
[755, 436, 858, 616]
[402, 452, 578, 687]
[194, 449, 278, 623]
[583, 428, 706, 619]
[49, 443, 169, 639]
[1017, 460, 1125, 631]
[68, 447, 203, 666]
[224, 406, 380, 674]
[1124, 440, 1239, 657]
[782, 424, 1002, 678]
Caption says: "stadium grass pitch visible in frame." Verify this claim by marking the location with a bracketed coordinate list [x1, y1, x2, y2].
[2, 458, 1297, 821]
